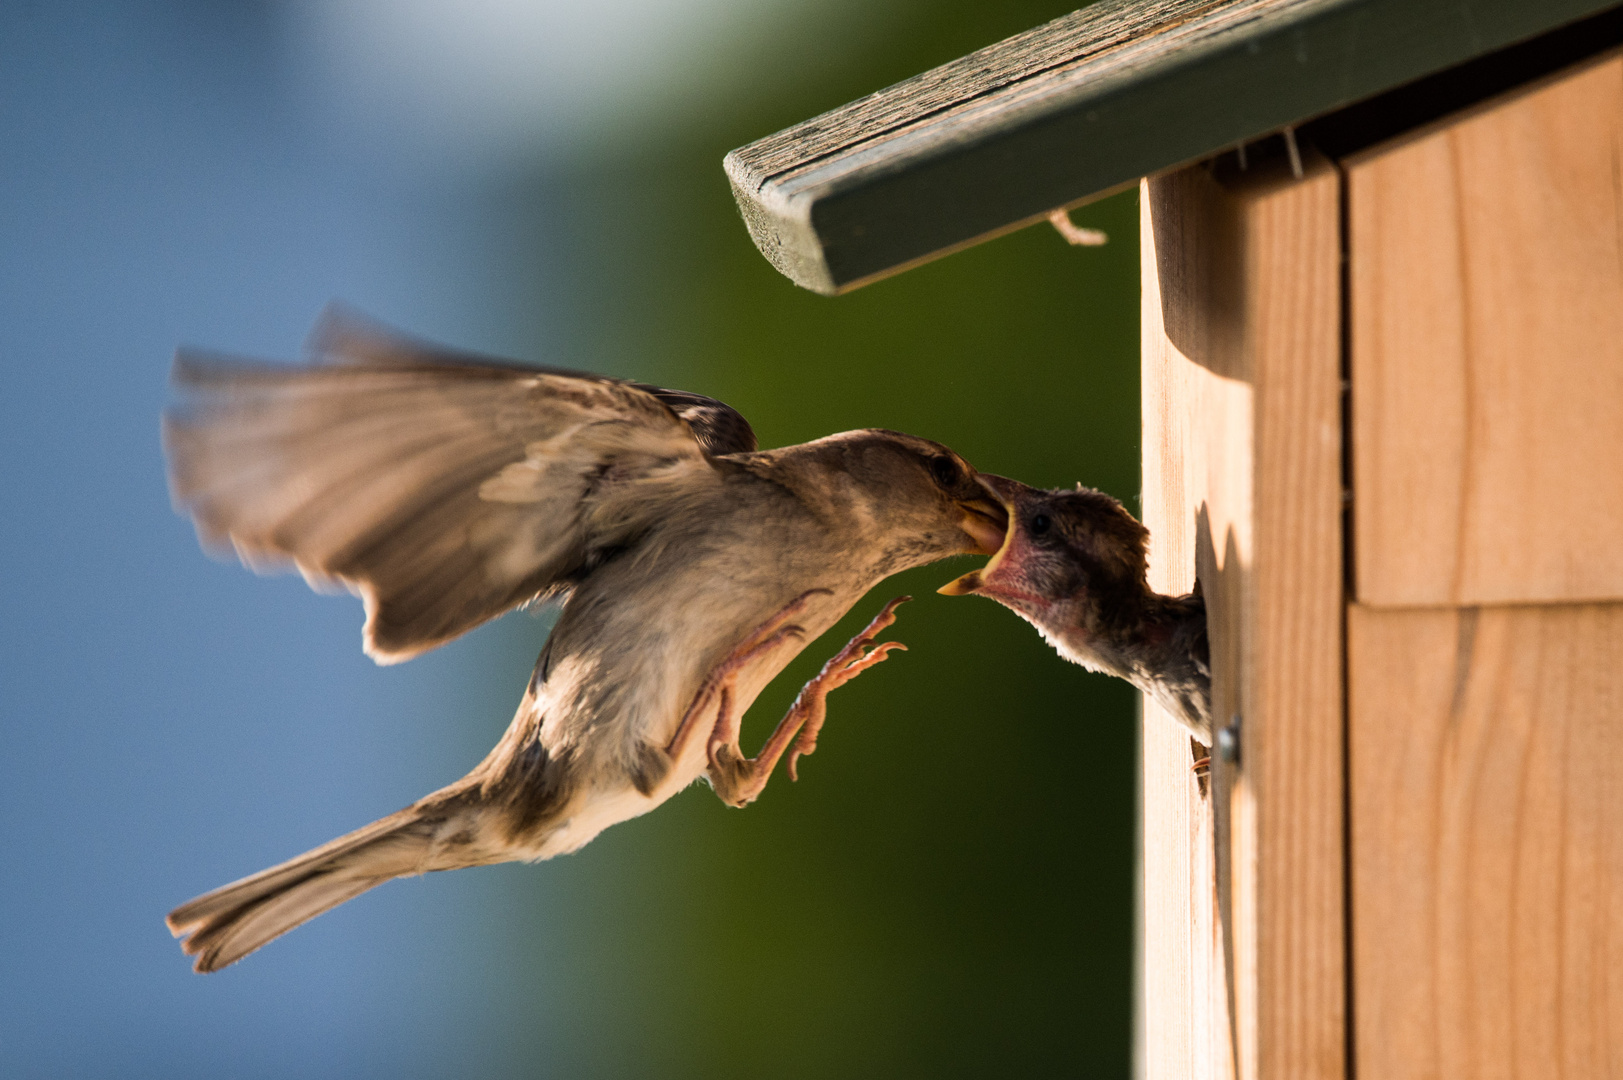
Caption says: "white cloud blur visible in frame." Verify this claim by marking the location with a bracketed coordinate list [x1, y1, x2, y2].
[286, 0, 860, 172]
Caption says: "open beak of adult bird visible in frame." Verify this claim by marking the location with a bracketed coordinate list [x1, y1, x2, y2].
[937, 474, 1034, 601]
[955, 486, 1010, 555]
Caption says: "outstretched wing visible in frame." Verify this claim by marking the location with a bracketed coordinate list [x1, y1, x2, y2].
[307, 307, 757, 457]
[164, 310, 755, 663]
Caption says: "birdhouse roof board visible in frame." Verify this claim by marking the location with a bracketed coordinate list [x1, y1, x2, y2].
[726, 0, 1622, 294]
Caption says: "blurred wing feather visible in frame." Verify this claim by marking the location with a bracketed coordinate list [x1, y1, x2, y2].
[164, 324, 740, 663]
[308, 304, 756, 455]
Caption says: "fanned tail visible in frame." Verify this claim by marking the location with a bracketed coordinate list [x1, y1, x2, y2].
[167, 806, 444, 973]
[168, 701, 584, 972]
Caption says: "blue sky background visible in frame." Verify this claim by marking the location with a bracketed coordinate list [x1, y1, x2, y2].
[1, 5, 577, 1075]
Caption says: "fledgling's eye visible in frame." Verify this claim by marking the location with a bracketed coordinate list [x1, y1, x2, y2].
[1030, 513, 1052, 536]
[928, 456, 960, 488]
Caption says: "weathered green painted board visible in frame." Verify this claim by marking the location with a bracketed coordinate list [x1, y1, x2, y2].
[726, 0, 1620, 294]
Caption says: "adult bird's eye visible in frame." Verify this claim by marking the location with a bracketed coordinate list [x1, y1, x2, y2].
[1030, 513, 1051, 536]
[928, 456, 959, 487]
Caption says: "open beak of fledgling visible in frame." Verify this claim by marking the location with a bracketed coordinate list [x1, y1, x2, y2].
[940, 473, 1023, 595]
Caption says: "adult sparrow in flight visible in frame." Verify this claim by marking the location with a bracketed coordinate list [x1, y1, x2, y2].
[939, 476, 1210, 740]
[163, 309, 1007, 971]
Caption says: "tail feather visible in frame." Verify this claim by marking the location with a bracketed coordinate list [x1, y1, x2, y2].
[167, 807, 438, 973]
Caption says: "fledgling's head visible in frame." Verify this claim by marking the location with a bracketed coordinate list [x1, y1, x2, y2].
[781, 429, 1008, 567]
[938, 474, 1150, 642]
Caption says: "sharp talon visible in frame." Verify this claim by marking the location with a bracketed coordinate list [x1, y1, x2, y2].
[1191, 756, 1211, 775]
[776, 588, 833, 623]
[705, 685, 735, 770]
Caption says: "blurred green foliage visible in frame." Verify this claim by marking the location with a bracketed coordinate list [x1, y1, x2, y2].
[486, 4, 1142, 1076]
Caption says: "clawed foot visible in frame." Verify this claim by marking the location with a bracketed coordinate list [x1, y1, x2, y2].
[663, 589, 827, 764]
[784, 595, 910, 781]
[706, 595, 912, 808]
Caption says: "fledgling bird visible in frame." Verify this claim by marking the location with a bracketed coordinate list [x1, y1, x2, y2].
[938, 475, 1210, 740]
[162, 308, 1007, 972]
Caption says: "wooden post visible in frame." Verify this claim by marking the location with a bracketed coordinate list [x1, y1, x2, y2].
[1140, 149, 1345, 1080]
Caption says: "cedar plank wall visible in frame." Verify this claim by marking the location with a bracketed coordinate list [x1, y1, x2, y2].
[1345, 53, 1623, 1080]
[1141, 48, 1623, 1080]
[1347, 54, 1623, 608]
[1140, 151, 1343, 1080]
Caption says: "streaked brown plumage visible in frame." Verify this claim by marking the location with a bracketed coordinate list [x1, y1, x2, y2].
[940, 475, 1210, 740]
[163, 308, 1007, 972]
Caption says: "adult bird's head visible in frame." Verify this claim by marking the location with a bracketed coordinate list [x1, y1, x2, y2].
[766, 429, 1008, 567]
[937, 474, 1150, 635]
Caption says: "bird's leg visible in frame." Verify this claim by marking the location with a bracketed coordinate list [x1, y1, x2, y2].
[1191, 736, 1212, 777]
[707, 596, 910, 808]
[663, 589, 829, 765]
[784, 596, 911, 780]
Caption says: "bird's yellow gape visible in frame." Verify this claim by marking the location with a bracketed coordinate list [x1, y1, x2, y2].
[939, 473, 1019, 595]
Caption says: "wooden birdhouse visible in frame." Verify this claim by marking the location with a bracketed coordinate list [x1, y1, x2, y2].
[725, 2, 1623, 1077]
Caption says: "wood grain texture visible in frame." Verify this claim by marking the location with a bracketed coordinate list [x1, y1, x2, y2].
[726, 0, 1615, 293]
[1140, 151, 1343, 1079]
[1348, 602, 1623, 1080]
[1141, 166, 1248, 1079]
[1242, 155, 1344, 1080]
[1347, 53, 1623, 607]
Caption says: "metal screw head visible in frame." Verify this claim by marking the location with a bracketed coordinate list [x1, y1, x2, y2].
[1216, 715, 1241, 765]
